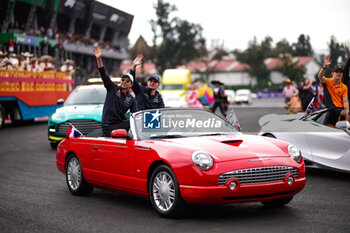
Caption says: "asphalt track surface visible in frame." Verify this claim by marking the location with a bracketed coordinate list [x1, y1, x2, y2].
[0, 100, 349, 233]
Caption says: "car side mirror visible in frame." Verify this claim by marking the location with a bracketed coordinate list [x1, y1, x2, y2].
[57, 98, 64, 106]
[335, 120, 350, 130]
[111, 129, 128, 138]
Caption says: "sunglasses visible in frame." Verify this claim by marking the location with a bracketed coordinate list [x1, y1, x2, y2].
[121, 78, 131, 83]
[334, 70, 343, 73]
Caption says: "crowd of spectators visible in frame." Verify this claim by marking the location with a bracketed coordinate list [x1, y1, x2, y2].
[8, 19, 125, 53]
[0, 50, 75, 73]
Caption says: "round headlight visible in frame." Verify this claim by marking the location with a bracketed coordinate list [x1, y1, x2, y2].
[288, 144, 302, 163]
[192, 151, 213, 171]
[51, 113, 63, 121]
[229, 181, 237, 190]
[287, 176, 294, 185]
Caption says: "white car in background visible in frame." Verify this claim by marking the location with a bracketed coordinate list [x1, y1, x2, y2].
[234, 89, 252, 104]
[162, 93, 188, 108]
[225, 90, 235, 104]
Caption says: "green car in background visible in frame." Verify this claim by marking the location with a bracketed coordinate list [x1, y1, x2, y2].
[48, 85, 105, 149]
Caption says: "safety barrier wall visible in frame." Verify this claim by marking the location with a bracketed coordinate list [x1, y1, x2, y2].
[0, 70, 74, 92]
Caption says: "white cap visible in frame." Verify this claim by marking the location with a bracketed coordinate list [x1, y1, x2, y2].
[121, 73, 134, 83]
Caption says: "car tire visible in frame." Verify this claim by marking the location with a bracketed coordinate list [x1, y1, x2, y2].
[9, 108, 22, 125]
[0, 105, 5, 128]
[65, 154, 94, 196]
[50, 142, 58, 150]
[261, 196, 293, 207]
[149, 165, 185, 218]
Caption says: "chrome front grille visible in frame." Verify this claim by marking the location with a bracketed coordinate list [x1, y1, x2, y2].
[57, 120, 101, 135]
[218, 166, 299, 186]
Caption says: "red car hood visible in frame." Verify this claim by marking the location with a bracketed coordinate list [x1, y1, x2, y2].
[158, 134, 289, 162]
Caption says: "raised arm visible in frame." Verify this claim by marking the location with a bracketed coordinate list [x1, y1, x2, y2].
[94, 46, 114, 90]
[130, 54, 144, 94]
[131, 54, 143, 72]
[318, 56, 331, 83]
[94, 46, 103, 68]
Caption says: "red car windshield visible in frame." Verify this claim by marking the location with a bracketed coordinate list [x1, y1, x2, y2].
[133, 109, 239, 140]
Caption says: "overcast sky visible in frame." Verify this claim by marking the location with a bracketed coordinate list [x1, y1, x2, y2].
[99, 0, 350, 53]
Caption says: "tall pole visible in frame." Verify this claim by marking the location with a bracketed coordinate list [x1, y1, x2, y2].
[2, 0, 16, 33]
[25, 5, 37, 33]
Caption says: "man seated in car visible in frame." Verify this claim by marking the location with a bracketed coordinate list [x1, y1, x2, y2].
[128, 54, 165, 110]
[318, 56, 349, 126]
[94, 46, 138, 136]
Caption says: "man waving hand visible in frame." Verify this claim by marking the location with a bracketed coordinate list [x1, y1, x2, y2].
[318, 56, 349, 126]
[129, 54, 165, 110]
[94, 46, 138, 136]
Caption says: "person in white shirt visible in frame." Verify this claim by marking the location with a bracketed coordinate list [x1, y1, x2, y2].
[282, 79, 298, 103]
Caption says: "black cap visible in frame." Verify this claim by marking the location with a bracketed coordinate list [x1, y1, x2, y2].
[333, 64, 344, 72]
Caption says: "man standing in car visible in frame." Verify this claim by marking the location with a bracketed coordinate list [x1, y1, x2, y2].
[318, 56, 349, 126]
[94, 46, 138, 136]
[128, 54, 165, 110]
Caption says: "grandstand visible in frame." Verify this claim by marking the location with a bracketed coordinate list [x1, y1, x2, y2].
[0, 0, 133, 84]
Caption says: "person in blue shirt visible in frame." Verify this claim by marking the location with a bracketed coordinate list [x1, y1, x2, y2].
[129, 54, 165, 110]
[94, 46, 138, 136]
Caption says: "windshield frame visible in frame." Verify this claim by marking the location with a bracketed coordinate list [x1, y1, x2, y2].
[301, 108, 328, 121]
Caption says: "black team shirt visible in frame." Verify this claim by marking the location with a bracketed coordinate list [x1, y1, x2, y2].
[99, 67, 138, 125]
[130, 69, 165, 110]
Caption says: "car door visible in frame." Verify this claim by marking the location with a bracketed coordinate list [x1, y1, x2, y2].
[71, 137, 101, 181]
[273, 120, 313, 161]
[306, 123, 350, 170]
[87, 138, 136, 190]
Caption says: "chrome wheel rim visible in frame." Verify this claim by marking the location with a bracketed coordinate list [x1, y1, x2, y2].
[67, 157, 81, 190]
[152, 171, 175, 211]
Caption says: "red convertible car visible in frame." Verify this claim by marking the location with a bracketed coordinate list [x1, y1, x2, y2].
[56, 108, 306, 218]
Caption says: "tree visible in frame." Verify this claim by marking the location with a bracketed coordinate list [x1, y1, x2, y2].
[276, 54, 306, 83]
[130, 36, 153, 60]
[150, 0, 177, 44]
[328, 36, 342, 69]
[325, 36, 350, 77]
[172, 19, 205, 66]
[275, 39, 293, 56]
[313, 36, 350, 77]
[233, 37, 273, 88]
[273, 38, 306, 82]
[130, 36, 153, 74]
[209, 39, 229, 60]
[260, 36, 276, 57]
[292, 34, 313, 56]
[150, 0, 206, 73]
